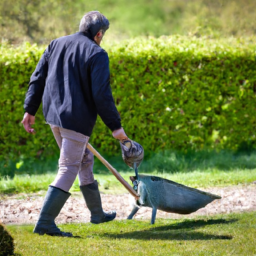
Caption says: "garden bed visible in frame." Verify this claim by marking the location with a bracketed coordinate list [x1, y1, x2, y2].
[1, 184, 256, 225]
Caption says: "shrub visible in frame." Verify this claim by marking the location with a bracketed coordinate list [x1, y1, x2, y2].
[93, 36, 256, 153]
[0, 36, 256, 176]
[0, 222, 14, 256]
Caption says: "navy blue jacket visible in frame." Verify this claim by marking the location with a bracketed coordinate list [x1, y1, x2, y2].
[24, 32, 121, 136]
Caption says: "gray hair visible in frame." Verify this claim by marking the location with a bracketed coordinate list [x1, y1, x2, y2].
[79, 11, 109, 37]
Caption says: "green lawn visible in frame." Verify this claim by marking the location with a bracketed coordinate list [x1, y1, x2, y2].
[0, 168, 255, 195]
[2, 153, 256, 255]
[5, 212, 256, 256]
[2, 149, 256, 194]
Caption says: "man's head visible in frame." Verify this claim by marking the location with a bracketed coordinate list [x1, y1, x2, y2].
[79, 11, 109, 45]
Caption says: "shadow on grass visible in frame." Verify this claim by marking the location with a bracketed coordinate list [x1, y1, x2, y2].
[105, 231, 232, 241]
[102, 218, 236, 241]
[149, 218, 238, 231]
[72, 235, 82, 239]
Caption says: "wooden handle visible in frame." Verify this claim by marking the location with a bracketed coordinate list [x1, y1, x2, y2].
[87, 143, 140, 200]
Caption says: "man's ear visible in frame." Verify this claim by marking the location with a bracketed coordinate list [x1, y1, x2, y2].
[96, 31, 103, 38]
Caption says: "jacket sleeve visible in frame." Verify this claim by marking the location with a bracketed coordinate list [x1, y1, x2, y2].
[90, 51, 122, 131]
[24, 45, 51, 116]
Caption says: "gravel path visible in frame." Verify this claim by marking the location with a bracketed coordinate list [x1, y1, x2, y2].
[1, 185, 256, 225]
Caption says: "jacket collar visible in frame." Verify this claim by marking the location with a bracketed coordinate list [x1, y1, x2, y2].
[78, 31, 94, 42]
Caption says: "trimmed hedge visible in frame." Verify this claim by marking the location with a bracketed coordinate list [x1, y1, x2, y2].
[1, 37, 256, 176]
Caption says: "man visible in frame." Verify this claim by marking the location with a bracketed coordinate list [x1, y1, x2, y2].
[21, 11, 143, 237]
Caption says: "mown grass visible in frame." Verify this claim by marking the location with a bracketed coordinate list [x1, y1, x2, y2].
[1, 150, 256, 194]
[2, 151, 256, 255]
[0, 168, 255, 195]
[5, 212, 256, 256]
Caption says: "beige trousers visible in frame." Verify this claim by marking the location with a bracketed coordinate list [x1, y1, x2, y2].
[50, 125, 95, 192]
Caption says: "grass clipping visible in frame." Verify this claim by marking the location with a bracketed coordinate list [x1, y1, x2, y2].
[0, 222, 14, 256]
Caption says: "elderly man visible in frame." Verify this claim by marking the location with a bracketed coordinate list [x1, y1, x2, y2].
[21, 11, 143, 237]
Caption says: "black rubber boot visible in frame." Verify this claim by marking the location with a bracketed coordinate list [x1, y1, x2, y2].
[33, 186, 73, 237]
[80, 181, 116, 224]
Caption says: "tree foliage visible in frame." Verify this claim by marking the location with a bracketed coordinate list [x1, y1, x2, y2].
[0, 0, 82, 43]
[1, 0, 256, 43]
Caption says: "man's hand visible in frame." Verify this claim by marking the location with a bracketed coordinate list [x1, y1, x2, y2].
[112, 127, 128, 141]
[21, 112, 35, 134]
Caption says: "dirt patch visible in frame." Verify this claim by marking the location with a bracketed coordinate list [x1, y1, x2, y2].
[1, 185, 256, 225]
